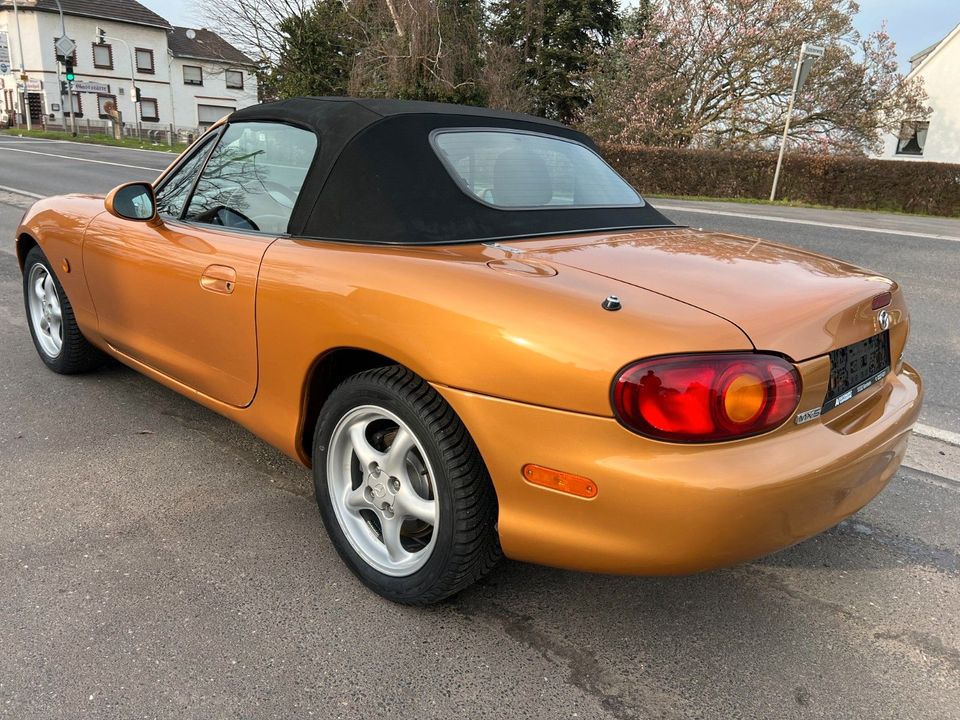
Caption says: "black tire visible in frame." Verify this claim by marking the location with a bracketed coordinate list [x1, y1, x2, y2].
[22, 245, 106, 374]
[313, 365, 501, 605]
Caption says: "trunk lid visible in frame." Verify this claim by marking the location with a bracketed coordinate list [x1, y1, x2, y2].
[518, 227, 897, 361]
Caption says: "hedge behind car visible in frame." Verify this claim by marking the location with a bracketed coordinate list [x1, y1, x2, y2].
[601, 144, 960, 217]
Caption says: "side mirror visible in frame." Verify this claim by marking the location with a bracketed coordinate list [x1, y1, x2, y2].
[105, 182, 158, 222]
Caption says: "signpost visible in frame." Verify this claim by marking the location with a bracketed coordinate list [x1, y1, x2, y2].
[54, 36, 76, 134]
[10, 0, 32, 129]
[0, 30, 11, 76]
[47, 0, 74, 132]
[770, 42, 825, 202]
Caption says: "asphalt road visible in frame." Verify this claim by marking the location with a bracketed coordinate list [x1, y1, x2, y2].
[1, 136, 959, 719]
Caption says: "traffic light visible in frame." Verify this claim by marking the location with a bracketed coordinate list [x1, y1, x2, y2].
[96, 26, 106, 44]
[65, 63, 75, 82]
[133, 86, 142, 102]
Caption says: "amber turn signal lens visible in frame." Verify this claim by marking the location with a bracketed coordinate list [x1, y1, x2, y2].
[722, 372, 766, 424]
[522, 464, 598, 499]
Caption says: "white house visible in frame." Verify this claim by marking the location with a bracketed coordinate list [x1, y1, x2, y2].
[0, 0, 256, 133]
[166, 27, 257, 130]
[877, 23, 960, 164]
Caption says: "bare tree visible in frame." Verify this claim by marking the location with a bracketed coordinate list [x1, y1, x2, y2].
[192, 0, 313, 65]
[582, 0, 930, 155]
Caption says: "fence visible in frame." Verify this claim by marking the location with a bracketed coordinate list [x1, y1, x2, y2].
[7, 116, 200, 147]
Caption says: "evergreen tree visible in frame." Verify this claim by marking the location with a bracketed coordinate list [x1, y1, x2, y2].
[490, 0, 620, 122]
[269, 0, 363, 99]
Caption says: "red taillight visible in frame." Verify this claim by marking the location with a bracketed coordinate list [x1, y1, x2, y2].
[612, 354, 801, 442]
[872, 292, 892, 310]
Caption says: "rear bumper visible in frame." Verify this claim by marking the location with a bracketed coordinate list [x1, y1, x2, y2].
[435, 363, 923, 574]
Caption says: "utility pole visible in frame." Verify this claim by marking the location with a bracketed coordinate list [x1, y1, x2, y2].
[11, 0, 31, 130]
[770, 42, 825, 202]
[50, 0, 70, 130]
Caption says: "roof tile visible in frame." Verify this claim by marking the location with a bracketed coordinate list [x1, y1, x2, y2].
[167, 26, 254, 66]
[0, 0, 170, 29]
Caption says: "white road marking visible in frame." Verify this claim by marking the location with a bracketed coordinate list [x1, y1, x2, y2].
[0, 139, 70, 144]
[0, 134, 178, 154]
[0, 146, 162, 172]
[657, 203, 960, 243]
[913, 423, 960, 447]
[0, 184, 44, 199]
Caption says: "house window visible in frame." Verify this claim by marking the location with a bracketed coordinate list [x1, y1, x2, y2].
[92, 43, 113, 69]
[225, 70, 243, 90]
[197, 103, 234, 128]
[896, 121, 930, 156]
[66, 93, 82, 118]
[97, 93, 118, 119]
[140, 97, 159, 122]
[183, 65, 203, 86]
[135, 48, 155, 74]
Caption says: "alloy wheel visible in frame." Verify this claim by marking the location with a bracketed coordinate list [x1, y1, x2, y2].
[26, 263, 63, 358]
[326, 405, 439, 577]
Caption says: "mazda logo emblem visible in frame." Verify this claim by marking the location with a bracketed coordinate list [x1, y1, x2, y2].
[877, 309, 891, 331]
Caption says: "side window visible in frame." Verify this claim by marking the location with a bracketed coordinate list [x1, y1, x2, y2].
[183, 122, 317, 234]
[154, 135, 218, 218]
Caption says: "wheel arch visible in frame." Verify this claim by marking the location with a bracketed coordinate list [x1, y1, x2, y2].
[16, 232, 39, 273]
[297, 347, 401, 465]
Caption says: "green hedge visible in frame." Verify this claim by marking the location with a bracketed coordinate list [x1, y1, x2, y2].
[601, 144, 960, 217]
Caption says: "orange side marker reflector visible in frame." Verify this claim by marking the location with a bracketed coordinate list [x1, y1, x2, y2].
[522, 464, 598, 499]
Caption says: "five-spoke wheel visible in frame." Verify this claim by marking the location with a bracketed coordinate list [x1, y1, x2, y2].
[313, 365, 501, 604]
[26, 263, 63, 358]
[22, 245, 105, 374]
[327, 406, 439, 576]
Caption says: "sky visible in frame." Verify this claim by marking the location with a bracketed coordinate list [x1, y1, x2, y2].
[854, 0, 960, 68]
[142, 0, 960, 72]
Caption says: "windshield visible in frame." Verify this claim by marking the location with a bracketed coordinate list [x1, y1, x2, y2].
[431, 129, 643, 209]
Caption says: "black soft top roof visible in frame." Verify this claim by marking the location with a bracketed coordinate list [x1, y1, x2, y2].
[228, 97, 675, 244]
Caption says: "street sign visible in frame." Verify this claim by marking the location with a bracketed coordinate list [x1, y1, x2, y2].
[0, 30, 11, 75]
[796, 43, 827, 93]
[797, 57, 817, 92]
[54, 35, 76, 59]
[71, 80, 110, 93]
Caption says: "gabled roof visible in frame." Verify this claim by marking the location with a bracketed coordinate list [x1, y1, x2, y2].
[0, 0, 169, 29]
[167, 27, 255, 67]
[907, 23, 960, 77]
[909, 41, 940, 69]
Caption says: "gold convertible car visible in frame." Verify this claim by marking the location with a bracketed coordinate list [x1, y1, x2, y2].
[16, 98, 922, 604]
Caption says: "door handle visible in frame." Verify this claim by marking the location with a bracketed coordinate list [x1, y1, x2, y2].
[200, 264, 237, 294]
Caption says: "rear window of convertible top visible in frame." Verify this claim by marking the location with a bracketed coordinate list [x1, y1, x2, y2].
[431, 129, 644, 210]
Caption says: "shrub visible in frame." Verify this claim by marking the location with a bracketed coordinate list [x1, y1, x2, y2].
[600, 145, 960, 217]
